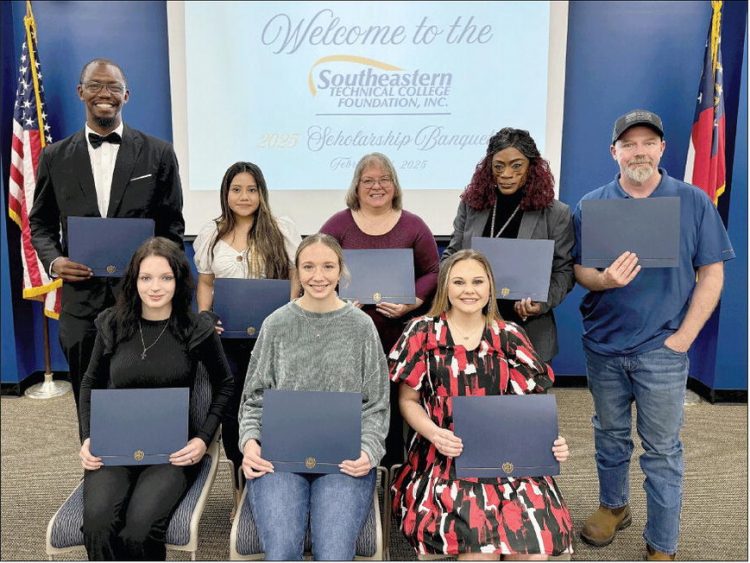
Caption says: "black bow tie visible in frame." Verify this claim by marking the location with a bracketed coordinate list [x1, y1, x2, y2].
[88, 131, 122, 149]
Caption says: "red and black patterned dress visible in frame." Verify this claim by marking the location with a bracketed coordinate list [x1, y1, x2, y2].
[389, 314, 574, 556]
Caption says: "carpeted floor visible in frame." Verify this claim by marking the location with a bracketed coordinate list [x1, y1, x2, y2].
[1, 387, 746, 561]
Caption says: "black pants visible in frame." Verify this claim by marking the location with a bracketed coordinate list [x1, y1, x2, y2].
[82, 463, 198, 561]
[59, 312, 99, 440]
[220, 338, 254, 488]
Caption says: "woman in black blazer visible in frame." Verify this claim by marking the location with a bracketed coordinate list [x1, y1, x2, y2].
[442, 128, 575, 361]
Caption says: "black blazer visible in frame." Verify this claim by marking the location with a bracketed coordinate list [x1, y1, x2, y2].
[29, 125, 185, 318]
[442, 199, 575, 362]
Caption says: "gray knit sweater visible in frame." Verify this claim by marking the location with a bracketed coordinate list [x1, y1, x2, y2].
[238, 301, 390, 467]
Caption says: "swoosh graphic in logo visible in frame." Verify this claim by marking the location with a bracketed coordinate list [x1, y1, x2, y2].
[308, 55, 403, 95]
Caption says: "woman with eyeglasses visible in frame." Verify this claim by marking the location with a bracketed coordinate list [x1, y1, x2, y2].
[443, 128, 575, 363]
[320, 152, 440, 467]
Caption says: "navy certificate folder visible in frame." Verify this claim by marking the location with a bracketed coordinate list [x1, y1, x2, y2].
[67, 217, 154, 277]
[453, 394, 559, 478]
[213, 278, 291, 338]
[261, 389, 361, 474]
[580, 197, 680, 268]
[90, 388, 189, 466]
[340, 249, 416, 305]
[471, 237, 554, 302]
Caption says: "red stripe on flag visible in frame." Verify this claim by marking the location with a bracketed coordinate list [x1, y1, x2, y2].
[11, 131, 24, 156]
[28, 130, 41, 176]
[689, 109, 716, 200]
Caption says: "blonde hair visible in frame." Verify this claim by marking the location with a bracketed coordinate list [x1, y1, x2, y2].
[345, 153, 403, 211]
[294, 233, 351, 287]
[428, 250, 500, 326]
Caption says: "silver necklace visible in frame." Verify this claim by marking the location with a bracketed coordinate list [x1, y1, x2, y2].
[138, 320, 170, 360]
[448, 318, 484, 341]
[298, 305, 336, 339]
[490, 203, 521, 238]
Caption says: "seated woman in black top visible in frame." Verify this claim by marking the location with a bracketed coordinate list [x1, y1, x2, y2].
[78, 237, 233, 561]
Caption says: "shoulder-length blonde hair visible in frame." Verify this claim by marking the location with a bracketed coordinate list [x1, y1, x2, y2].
[345, 153, 403, 211]
[427, 249, 500, 326]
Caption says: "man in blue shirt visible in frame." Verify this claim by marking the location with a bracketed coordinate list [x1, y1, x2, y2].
[572, 110, 734, 560]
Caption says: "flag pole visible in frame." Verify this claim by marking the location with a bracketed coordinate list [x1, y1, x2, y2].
[25, 312, 71, 399]
[19, 0, 70, 399]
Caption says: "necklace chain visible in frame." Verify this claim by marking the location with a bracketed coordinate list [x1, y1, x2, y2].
[490, 203, 521, 238]
[447, 317, 484, 341]
[138, 320, 170, 360]
[298, 304, 336, 339]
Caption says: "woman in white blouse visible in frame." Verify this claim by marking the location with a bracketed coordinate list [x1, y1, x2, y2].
[193, 161, 301, 491]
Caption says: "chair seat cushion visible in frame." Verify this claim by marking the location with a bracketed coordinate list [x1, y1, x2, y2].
[235, 486, 377, 557]
[48, 455, 212, 550]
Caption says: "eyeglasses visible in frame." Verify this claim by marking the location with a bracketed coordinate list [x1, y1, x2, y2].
[81, 81, 126, 95]
[360, 177, 393, 189]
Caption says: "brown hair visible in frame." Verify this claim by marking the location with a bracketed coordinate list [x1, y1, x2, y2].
[294, 233, 351, 287]
[345, 153, 403, 211]
[212, 162, 290, 279]
[427, 249, 500, 326]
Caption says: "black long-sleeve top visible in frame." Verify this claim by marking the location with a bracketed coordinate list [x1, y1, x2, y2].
[79, 308, 234, 446]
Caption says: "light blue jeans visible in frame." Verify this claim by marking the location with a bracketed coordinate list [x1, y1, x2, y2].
[584, 344, 689, 555]
[247, 469, 376, 560]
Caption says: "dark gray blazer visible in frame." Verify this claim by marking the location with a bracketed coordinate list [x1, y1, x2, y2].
[442, 199, 575, 361]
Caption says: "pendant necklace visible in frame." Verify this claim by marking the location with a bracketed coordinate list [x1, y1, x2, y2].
[448, 318, 484, 341]
[490, 203, 521, 238]
[138, 320, 169, 360]
[298, 304, 336, 339]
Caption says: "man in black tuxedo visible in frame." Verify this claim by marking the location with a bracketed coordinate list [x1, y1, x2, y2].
[29, 58, 184, 429]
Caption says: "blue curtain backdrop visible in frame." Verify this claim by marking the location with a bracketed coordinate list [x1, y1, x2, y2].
[1, 0, 747, 391]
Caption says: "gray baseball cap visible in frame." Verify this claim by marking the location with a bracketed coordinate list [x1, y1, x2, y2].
[612, 109, 664, 144]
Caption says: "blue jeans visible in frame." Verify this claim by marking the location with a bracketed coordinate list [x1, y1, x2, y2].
[584, 345, 689, 554]
[247, 469, 376, 560]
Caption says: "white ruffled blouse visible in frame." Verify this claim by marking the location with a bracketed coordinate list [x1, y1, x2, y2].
[193, 217, 301, 279]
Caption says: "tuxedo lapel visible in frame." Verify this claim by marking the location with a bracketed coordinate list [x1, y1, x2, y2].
[107, 125, 142, 217]
[71, 131, 100, 216]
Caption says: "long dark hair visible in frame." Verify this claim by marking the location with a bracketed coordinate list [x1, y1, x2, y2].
[114, 237, 194, 344]
[462, 128, 555, 211]
[212, 162, 290, 279]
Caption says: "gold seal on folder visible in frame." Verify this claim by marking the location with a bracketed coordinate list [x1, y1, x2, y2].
[106, 265, 117, 274]
[305, 457, 317, 469]
[500, 287, 510, 297]
[373, 292, 382, 303]
[246, 326, 256, 336]
[133, 450, 145, 462]
[502, 461, 514, 474]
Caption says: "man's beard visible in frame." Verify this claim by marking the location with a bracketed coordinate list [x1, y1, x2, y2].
[95, 115, 117, 130]
[624, 161, 655, 183]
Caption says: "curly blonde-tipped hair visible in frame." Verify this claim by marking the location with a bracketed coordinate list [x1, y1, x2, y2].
[428, 249, 500, 326]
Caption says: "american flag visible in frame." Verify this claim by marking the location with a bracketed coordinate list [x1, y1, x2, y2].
[7, 1, 61, 318]
[684, 0, 726, 206]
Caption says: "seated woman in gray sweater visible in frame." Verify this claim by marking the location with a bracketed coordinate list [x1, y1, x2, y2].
[238, 233, 389, 561]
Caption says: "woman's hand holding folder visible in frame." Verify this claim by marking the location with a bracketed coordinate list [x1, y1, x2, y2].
[339, 450, 372, 478]
[170, 437, 207, 466]
[242, 439, 274, 479]
[79, 438, 103, 470]
[552, 436, 569, 463]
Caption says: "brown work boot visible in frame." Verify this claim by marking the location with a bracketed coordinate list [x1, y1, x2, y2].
[646, 544, 676, 560]
[580, 504, 632, 547]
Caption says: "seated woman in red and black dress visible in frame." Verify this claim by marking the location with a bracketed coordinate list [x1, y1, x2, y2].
[389, 249, 574, 560]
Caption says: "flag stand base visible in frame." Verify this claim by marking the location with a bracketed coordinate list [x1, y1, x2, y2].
[25, 371, 71, 399]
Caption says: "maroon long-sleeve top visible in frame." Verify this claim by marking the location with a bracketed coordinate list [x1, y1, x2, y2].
[320, 209, 440, 352]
